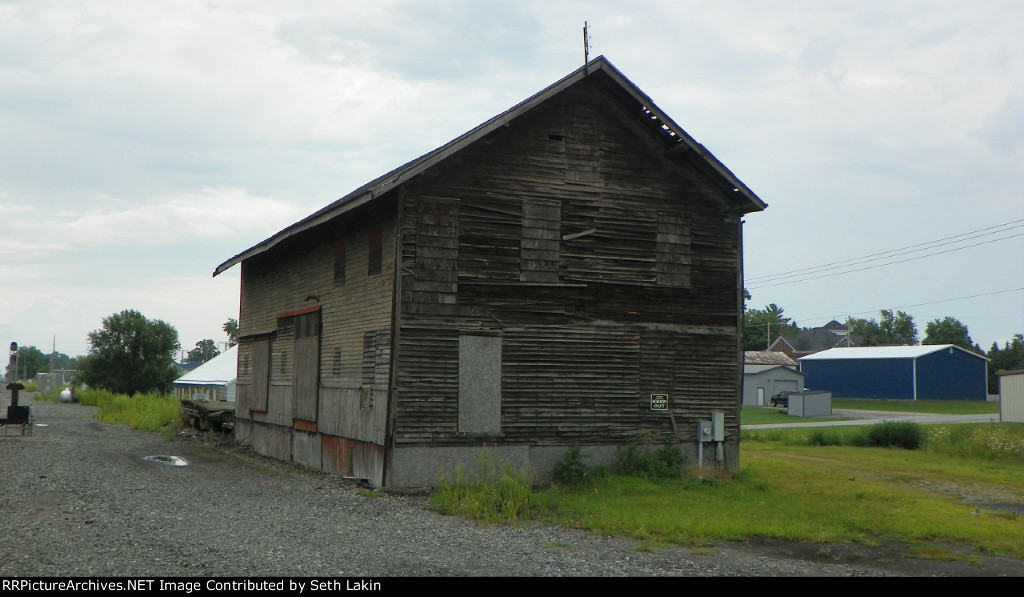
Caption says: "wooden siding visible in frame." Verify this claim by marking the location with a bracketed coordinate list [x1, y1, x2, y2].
[234, 198, 396, 474]
[227, 67, 753, 486]
[391, 75, 743, 450]
[317, 386, 388, 443]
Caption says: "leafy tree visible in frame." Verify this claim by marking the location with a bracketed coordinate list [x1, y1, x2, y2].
[987, 334, 1024, 394]
[923, 317, 974, 349]
[845, 316, 881, 345]
[879, 309, 918, 345]
[4, 345, 48, 381]
[744, 303, 799, 351]
[49, 352, 80, 370]
[77, 309, 181, 396]
[223, 318, 238, 347]
[847, 310, 917, 346]
[187, 339, 221, 363]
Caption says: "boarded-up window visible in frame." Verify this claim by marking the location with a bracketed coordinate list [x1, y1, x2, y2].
[561, 203, 658, 285]
[415, 197, 460, 302]
[251, 338, 270, 412]
[656, 210, 691, 287]
[520, 200, 561, 283]
[458, 196, 521, 281]
[291, 310, 321, 422]
[361, 330, 389, 387]
[332, 347, 342, 377]
[564, 116, 601, 184]
[334, 239, 346, 285]
[458, 333, 502, 434]
[368, 227, 382, 276]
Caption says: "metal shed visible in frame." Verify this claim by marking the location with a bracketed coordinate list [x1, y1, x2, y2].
[799, 345, 988, 401]
[172, 345, 238, 403]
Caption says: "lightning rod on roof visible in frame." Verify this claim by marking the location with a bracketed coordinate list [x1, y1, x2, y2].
[583, 21, 591, 72]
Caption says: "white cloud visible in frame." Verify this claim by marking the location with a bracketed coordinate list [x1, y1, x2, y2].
[0, 0, 1021, 357]
[0, 188, 306, 260]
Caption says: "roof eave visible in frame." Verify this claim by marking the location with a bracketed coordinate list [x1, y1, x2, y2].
[213, 55, 767, 277]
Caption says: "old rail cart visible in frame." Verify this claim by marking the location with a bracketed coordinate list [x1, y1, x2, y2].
[180, 398, 234, 432]
[172, 345, 238, 433]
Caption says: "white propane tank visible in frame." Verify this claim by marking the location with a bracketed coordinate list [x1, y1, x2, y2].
[59, 388, 73, 402]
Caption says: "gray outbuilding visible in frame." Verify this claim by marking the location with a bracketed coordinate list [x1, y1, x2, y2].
[742, 364, 805, 406]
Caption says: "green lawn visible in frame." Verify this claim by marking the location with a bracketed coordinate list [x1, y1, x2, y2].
[742, 398, 1001, 425]
[830, 398, 1000, 414]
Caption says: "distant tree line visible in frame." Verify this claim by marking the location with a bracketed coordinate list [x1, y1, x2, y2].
[5, 312, 239, 396]
[743, 291, 1024, 394]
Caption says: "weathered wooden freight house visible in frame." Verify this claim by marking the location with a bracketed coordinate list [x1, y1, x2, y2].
[213, 56, 767, 488]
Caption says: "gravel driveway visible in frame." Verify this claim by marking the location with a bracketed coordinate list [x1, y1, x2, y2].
[2, 393, 1021, 578]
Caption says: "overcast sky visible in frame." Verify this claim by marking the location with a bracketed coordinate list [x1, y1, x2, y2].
[1, 0, 1021, 361]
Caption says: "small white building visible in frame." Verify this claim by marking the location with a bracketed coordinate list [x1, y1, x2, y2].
[997, 370, 1024, 423]
[172, 345, 238, 404]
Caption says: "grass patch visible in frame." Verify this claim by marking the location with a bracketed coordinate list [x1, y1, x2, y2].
[926, 424, 1024, 462]
[529, 444, 1024, 556]
[831, 398, 1000, 415]
[430, 449, 535, 524]
[740, 398, 999, 426]
[66, 388, 183, 435]
[430, 424, 1024, 560]
[616, 433, 686, 479]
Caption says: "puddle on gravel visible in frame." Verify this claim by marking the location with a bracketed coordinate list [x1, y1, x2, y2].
[142, 455, 189, 466]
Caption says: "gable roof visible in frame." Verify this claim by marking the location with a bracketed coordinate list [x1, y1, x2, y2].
[799, 345, 988, 362]
[744, 351, 797, 367]
[173, 345, 238, 386]
[213, 55, 767, 277]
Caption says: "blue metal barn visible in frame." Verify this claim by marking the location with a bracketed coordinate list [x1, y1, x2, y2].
[798, 345, 989, 401]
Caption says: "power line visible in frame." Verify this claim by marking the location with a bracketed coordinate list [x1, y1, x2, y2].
[746, 218, 1024, 287]
[748, 232, 1023, 289]
[783, 287, 1024, 328]
[850, 287, 1024, 316]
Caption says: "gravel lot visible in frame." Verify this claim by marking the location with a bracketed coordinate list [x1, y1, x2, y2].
[1, 393, 1021, 578]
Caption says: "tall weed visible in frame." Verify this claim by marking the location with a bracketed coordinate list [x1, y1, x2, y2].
[927, 424, 1024, 463]
[76, 388, 182, 432]
[430, 449, 534, 524]
[553, 443, 606, 486]
[617, 433, 686, 479]
[856, 421, 925, 449]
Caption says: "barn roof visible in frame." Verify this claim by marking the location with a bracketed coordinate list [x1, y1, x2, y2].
[173, 345, 238, 386]
[213, 55, 767, 277]
[799, 345, 988, 361]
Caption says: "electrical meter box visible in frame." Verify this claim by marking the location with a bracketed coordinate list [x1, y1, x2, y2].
[697, 420, 714, 443]
[698, 412, 726, 443]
